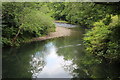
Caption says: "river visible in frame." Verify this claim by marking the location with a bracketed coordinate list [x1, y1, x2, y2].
[2, 22, 120, 79]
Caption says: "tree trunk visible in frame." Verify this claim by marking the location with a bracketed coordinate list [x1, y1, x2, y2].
[12, 28, 21, 42]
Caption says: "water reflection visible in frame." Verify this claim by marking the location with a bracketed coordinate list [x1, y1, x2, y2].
[2, 25, 120, 79]
[30, 52, 45, 78]
[30, 42, 74, 78]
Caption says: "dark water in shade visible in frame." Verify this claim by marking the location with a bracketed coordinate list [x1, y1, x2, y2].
[2, 23, 120, 79]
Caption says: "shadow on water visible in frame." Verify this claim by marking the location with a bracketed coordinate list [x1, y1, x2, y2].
[2, 23, 120, 79]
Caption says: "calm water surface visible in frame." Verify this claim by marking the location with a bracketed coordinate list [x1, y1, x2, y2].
[3, 23, 120, 79]
[55, 22, 79, 28]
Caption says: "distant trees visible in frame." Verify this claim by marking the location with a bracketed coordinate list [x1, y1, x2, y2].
[50, 2, 119, 27]
[2, 2, 55, 46]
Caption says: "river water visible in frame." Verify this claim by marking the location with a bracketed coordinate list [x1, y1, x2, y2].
[2, 23, 120, 79]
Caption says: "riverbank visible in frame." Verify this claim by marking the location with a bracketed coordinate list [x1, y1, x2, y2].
[31, 26, 72, 42]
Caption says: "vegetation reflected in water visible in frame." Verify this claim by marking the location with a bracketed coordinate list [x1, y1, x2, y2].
[3, 26, 120, 79]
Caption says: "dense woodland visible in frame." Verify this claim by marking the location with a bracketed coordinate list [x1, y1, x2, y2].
[2, 2, 120, 62]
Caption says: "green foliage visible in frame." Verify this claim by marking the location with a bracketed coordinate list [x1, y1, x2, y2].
[21, 10, 55, 36]
[47, 2, 66, 20]
[2, 2, 55, 46]
[49, 2, 119, 27]
[84, 15, 120, 60]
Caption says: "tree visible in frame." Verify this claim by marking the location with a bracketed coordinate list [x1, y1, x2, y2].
[2, 2, 55, 46]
